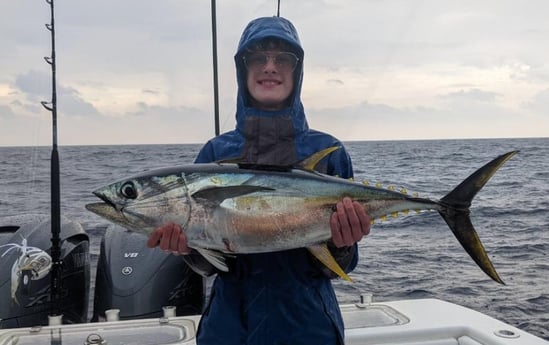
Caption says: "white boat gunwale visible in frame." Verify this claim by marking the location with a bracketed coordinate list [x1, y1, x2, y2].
[1, 297, 547, 345]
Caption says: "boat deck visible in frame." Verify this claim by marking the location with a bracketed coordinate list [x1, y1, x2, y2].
[0, 298, 547, 345]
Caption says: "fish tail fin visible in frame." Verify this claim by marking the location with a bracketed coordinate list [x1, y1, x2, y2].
[439, 151, 518, 285]
[308, 244, 352, 282]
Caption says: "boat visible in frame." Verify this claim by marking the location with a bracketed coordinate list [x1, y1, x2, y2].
[1, 291, 548, 344]
[1, 1, 547, 344]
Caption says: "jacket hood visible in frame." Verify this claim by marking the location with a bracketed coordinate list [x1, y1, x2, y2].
[233, 16, 308, 135]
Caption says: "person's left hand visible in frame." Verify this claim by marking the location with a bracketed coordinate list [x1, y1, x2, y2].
[147, 222, 191, 255]
[330, 197, 371, 247]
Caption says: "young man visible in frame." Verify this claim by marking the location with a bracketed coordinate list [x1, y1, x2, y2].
[148, 16, 370, 344]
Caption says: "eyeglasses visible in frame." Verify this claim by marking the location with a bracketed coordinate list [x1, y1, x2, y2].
[243, 52, 299, 72]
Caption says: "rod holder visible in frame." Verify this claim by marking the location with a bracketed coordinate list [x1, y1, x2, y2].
[163, 306, 176, 318]
[105, 309, 120, 322]
[48, 314, 63, 326]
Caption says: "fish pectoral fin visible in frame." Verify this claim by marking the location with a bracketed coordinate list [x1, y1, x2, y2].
[307, 244, 352, 282]
[192, 186, 275, 206]
[194, 248, 229, 272]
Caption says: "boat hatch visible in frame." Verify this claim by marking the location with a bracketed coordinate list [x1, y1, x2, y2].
[0, 318, 196, 345]
[341, 303, 410, 329]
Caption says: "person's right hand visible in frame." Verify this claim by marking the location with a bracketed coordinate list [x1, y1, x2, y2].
[147, 222, 191, 255]
[330, 197, 371, 247]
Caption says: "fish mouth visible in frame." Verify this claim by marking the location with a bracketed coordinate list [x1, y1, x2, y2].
[92, 191, 117, 209]
[85, 202, 114, 216]
[85, 192, 124, 221]
[86, 193, 153, 234]
[85, 201, 130, 228]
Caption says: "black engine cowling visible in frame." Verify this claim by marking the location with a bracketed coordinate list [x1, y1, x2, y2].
[0, 214, 90, 328]
[92, 225, 204, 321]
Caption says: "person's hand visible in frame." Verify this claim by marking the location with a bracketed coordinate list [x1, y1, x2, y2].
[147, 222, 191, 255]
[330, 197, 371, 247]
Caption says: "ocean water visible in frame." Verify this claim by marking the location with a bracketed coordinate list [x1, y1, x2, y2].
[0, 138, 548, 339]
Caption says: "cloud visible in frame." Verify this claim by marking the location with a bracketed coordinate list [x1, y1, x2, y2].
[0, 104, 15, 118]
[128, 102, 203, 119]
[58, 86, 101, 117]
[523, 88, 549, 116]
[327, 79, 344, 86]
[14, 70, 50, 99]
[438, 88, 500, 103]
[142, 89, 160, 95]
[55, 101, 215, 145]
[12, 70, 100, 117]
[2, 1, 549, 146]
[306, 92, 541, 142]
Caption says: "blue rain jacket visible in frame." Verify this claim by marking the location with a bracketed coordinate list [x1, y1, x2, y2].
[193, 16, 359, 345]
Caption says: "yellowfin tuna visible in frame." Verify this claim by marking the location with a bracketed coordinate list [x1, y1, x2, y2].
[86, 149, 517, 284]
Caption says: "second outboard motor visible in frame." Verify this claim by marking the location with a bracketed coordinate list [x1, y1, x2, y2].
[92, 225, 203, 321]
[0, 214, 90, 328]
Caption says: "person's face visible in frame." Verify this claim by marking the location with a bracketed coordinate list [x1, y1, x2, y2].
[245, 50, 297, 111]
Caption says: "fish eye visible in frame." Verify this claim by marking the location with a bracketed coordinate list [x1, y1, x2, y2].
[120, 181, 138, 199]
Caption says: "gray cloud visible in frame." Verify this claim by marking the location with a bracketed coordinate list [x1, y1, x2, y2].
[327, 79, 344, 86]
[58, 87, 100, 117]
[523, 89, 549, 115]
[13, 70, 99, 117]
[142, 89, 160, 95]
[14, 70, 51, 99]
[0, 104, 15, 118]
[438, 88, 500, 103]
[132, 102, 194, 116]
[2, 1, 548, 145]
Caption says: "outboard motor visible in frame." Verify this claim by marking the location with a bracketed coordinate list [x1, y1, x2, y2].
[0, 214, 90, 328]
[92, 225, 203, 321]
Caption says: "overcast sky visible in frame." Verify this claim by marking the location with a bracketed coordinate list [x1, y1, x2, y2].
[1, 1, 548, 146]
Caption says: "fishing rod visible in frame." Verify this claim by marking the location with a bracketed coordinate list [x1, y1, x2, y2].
[209, 0, 282, 136]
[211, 0, 220, 136]
[41, 0, 62, 317]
